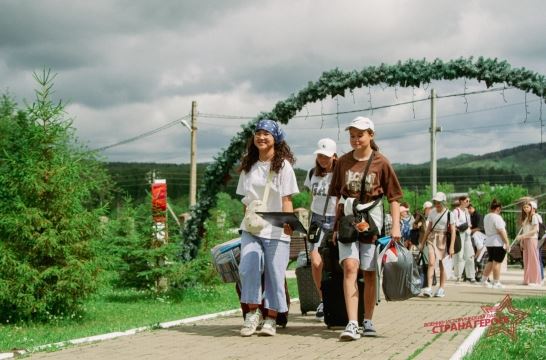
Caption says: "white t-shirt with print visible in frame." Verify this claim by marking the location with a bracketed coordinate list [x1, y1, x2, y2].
[484, 213, 506, 247]
[236, 160, 299, 241]
[427, 208, 454, 232]
[304, 169, 337, 217]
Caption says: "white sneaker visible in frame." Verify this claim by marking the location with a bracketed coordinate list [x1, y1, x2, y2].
[434, 288, 446, 297]
[492, 282, 505, 289]
[422, 287, 433, 297]
[340, 321, 361, 341]
[258, 318, 276, 336]
[362, 320, 377, 337]
[240, 310, 261, 337]
[482, 280, 493, 288]
[315, 302, 324, 321]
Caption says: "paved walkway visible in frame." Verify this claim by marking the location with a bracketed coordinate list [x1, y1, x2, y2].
[29, 269, 544, 360]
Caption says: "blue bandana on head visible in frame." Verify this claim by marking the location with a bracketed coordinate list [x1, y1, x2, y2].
[255, 119, 285, 144]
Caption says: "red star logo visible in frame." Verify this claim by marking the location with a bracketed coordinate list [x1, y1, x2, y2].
[485, 295, 529, 340]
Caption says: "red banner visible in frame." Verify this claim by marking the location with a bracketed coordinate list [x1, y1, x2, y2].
[152, 180, 167, 222]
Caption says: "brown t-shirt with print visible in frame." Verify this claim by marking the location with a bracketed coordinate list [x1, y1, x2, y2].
[328, 150, 403, 203]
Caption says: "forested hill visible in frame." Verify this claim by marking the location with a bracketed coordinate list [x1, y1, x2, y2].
[393, 143, 546, 191]
[105, 143, 546, 201]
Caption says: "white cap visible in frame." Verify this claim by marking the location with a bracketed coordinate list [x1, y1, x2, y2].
[423, 201, 433, 209]
[313, 138, 337, 157]
[432, 192, 447, 202]
[530, 201, 538, 209]
[345, 116, 375, 132]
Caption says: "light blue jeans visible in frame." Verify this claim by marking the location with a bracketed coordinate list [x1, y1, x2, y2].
[239, 231, 290, 313]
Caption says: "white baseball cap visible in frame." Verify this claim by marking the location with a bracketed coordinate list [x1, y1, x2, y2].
[345, 116, 375, 132]
[423, 201, 433, 209]
[313, 138, 337, 157]
[530, 201, 538, 209]
[432, 192, 447, 202]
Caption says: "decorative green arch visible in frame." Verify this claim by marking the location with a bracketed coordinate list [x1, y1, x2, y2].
[180, 56, 546, 260]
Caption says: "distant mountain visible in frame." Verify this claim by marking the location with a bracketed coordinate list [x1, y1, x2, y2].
[104, 143, 546, 201]
[392, 143, 546, 191]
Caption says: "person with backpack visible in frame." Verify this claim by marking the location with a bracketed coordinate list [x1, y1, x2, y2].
[453, 196, 476, 283]
[236, 119, 299, 337]
[419, 192, 456, 297]
[481, 199, 510, 288]
[303, 138, 338, 320]
[516, 199, 542, 286]
[329, 116, 403, 340]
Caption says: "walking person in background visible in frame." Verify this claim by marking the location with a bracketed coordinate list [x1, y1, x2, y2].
[453, 196, 476, 283]
[481, 199, 510, 289]
[400, 202, 415, 250]
[516, 200, 542, 286]
[303, 138, 338, 320]
[236, 119, 299, 337]
[530, 201, 544, 281]
[329, 116, 403, 340]
[419, 192, 456, 297]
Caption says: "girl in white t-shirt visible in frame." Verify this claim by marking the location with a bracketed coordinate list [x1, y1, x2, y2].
[419, 192, 456, 298]
[236, 119, 299, 337]
[303, 138, 337, 321]
[516, 200, 542, 285]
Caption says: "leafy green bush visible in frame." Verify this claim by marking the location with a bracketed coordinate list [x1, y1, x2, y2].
[0, 72, 110, 322]
[292, 191, 311, 209]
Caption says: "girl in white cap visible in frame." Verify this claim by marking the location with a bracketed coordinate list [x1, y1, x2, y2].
[303, 138, 338, 321]
[329, 116, 403, 340]
[236, 119, 299, 336]
[419, 192, 456, 297]
[516, 200, 542, 286]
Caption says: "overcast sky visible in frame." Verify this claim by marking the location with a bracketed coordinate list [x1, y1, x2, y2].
[1, 0, 545, 171]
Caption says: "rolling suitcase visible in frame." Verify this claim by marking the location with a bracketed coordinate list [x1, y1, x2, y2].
[320, 238, 363, 328]
[295, 238, 321, 315]
[321, 272, 364, 328]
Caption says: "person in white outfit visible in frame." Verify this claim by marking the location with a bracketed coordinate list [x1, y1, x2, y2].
[452, 195, 476, 283]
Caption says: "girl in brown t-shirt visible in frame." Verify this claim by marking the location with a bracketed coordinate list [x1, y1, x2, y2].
[328, 116, 403, 340]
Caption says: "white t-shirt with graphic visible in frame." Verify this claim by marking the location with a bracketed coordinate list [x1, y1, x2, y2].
[304, 169, 337, 217]
[484, 213, 506, 247]
[236, 160, 299, 241]
[427, 208, 454, 232]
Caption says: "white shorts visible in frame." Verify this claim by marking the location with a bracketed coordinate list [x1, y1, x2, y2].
[338, 242, 377, 271]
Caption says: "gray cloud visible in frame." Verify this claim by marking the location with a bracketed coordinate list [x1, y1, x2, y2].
[1, 0, 545, 170]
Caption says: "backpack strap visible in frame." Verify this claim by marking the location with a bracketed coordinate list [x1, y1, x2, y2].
[431, 210, 447, 232]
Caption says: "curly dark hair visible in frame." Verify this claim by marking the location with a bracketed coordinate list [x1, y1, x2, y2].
[238, 137, 296, 174]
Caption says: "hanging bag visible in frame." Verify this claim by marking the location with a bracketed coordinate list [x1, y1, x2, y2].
[243, 171, 273, 235]
[338, 152, 379, 244]
[446, 211, 462, 254]
[307, 187, 331, 244]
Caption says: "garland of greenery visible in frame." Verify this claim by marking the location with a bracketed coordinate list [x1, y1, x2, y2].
[180, 56, 546, 260]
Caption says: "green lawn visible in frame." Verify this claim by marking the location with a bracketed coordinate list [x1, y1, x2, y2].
[464, 295, 546, 360]
[0, 279, 299, 352]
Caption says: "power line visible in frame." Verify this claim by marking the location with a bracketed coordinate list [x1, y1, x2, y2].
[198, 86, 516, 121]
[92, 114, 190, 152]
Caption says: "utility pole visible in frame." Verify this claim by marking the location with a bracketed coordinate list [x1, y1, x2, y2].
[430, 89, 441, 197]
[190, 101, 197, 207]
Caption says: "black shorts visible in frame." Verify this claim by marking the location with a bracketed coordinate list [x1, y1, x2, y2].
[486, 246, 506, 263]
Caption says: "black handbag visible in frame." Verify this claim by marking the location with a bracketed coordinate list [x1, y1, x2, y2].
[337, 152, 379, 244]
[446, 212, 462, 254]
[307, 183, 332, 244]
